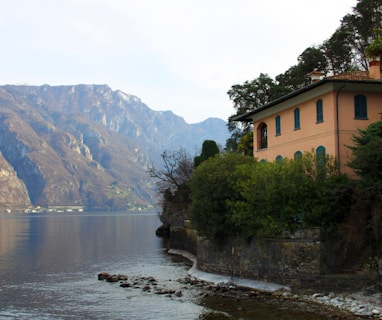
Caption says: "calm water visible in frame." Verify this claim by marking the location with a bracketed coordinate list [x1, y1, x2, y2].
[0, 211, 343, 320]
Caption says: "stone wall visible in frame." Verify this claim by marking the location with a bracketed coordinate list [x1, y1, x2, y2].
[170, 225, 372, 290]
[197, 229, 322, 288]
[170, 221, 198, 255]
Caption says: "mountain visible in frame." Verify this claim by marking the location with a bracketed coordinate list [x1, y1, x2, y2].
[0, 84, 230, 211]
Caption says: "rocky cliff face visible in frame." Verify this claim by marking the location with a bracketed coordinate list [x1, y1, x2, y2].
[0, 152, 30, 207]
[0, 84, 229, 211]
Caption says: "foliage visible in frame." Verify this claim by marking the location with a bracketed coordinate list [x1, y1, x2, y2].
[340, 0, 382, 70]
[228, 154, 343, 240]
[228, 159, 317, 239]
[348, 120, 382, 188]
[226, 74, 290, 150]
[346, 121, 382, 253]
[237, 131, 253, 156]
[194, 140, 220, 168]
[189, 153, 256, 240]
[276, 47, 329, 91]
[189, 151, 344, 241]
[365, 29, 382, 58]
[321, 28, 355, 74]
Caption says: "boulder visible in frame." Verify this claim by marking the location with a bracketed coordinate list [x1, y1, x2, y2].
[98, 272, 110, 281]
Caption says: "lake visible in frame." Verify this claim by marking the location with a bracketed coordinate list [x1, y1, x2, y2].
[0, 211, 345, 319]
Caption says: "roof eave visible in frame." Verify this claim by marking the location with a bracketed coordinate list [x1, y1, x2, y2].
[232, 78, 382, 122]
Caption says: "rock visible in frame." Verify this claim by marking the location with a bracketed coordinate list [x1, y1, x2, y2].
[146, 276, 157, 283]
[155, 224, 170, 237]
[120, 283, 131, 288]
[372, 308, 380, 315]
[155, 288, 176, 295]
[175, 290, 182, 297]
[106, 275, 119, 283]
[118, 274, 128, 281]
[98, 272, 110, 281]
[142, 285, 151, 292]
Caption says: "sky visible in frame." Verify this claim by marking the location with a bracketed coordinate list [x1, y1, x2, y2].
[0, 0, 357, 124]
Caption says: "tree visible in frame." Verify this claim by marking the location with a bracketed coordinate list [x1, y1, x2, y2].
[346, 120, 382, 255]
[237, 131, 253, 156]
[189, 153, 256, 240]
[365, 29, 382, 58]
[148, 148, 193, 227]
[339, 0, 382, 70]
[226, 74, 290, 151]
[321, 27, 355, 74]
[348, 120, 382, 186]
[190, 151, 345, 241]
[194, 140, 220, 168]
[276, 47, 329, 90]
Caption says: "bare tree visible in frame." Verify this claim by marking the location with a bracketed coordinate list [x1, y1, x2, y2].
[148, 148, 194, 228]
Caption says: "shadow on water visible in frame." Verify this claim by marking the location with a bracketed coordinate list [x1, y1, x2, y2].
[198, 293, 356, 320]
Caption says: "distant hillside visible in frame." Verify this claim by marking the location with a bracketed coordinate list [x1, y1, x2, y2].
[0, 84, 229, 211]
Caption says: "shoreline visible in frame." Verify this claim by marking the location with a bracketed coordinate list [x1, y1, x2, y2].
[168, 249, 382, 318]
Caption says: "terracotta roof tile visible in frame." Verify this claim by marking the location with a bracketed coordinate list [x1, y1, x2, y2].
[327, 70, 381, 81]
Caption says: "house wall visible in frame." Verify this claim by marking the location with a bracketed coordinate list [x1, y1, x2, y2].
[253, 87, 382, 177]
[337, 91, 381, 176]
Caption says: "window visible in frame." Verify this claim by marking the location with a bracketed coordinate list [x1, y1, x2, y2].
[354, 94, 368, 119]
[316, 99, 323, 123]
[257, 123, 268, 149]
[294, 108, 300, 130]
[275, 115, 281, 136]
[294, 151, 302, 160]
[316, 146, 326, 179]
[276, 155, 283, 163]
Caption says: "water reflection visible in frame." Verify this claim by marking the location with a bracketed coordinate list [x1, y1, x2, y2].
[0, 212, 204, 320]
[0, 212, 348, 320]
[0, 215, 30, 273]
[0, 212, 165, 282]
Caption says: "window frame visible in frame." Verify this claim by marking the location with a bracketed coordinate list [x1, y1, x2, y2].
[294, 151, 302, 160]
[275, 115, 281, 136]
[354, 94, 368, 119]
[257, 123, 268, 150]
[294, 108, 300, 130]
[316, 99, 323, 123]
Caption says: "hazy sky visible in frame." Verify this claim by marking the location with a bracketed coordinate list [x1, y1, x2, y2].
[1, 0, 356, 123]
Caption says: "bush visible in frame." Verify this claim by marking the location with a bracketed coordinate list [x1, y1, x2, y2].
[189, 153, 255, 240]
[190, 151, 346, 241]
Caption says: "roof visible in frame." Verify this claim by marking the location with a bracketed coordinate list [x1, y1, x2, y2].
[233, 75, 382, 122]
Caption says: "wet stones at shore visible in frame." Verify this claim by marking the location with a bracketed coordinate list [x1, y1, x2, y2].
[97, 272, 236, 299]
[98, 272, 382, 318]
[97, 272, 128, 282]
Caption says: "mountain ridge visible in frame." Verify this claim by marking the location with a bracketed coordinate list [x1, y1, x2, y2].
[0, 84, 230, 211]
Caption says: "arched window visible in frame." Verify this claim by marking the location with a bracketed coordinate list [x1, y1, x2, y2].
[316, 146, 326, 178]
[354, 94, 367, 119]
[294, 108, 300, 130]
[294, 151, 302, 160]
[275, 115, 281, 136]
[257, 123, 268, 149]
[316, 99, 323, 123]
[276, 155, 283, 163]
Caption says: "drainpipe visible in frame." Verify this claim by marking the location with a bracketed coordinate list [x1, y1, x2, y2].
[336, 85, 346, 175]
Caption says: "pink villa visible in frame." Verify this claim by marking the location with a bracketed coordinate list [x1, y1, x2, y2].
[234, 61, 382, 177]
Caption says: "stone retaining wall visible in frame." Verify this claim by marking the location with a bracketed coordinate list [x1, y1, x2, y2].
[196, 229, 322, 288]
[169, 224, 372, 290]
[170, 225, 198, 256]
